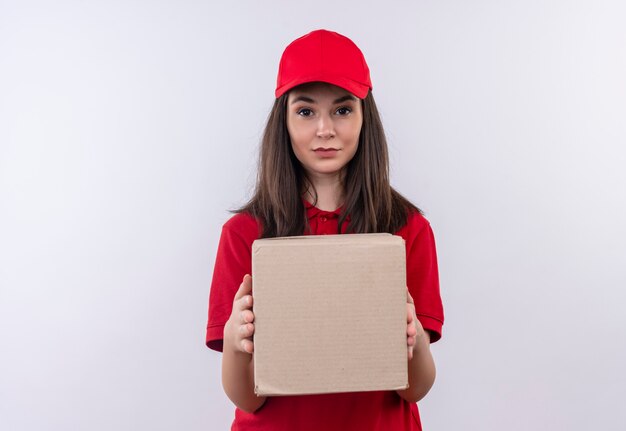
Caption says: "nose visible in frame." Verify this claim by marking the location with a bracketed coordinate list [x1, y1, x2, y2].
[316, 114, 336, 139]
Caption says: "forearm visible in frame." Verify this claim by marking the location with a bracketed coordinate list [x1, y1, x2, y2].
[221, 330, 267, 413]
[396, 330, 435, 403]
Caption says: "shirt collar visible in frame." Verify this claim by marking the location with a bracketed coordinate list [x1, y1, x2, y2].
[302, 197, 349, 221]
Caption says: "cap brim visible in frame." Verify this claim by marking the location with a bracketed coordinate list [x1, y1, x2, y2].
[275, 76, 370, 99]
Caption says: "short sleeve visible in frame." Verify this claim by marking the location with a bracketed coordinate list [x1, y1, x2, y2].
[396, 212, 444, 342]
[206, 213, 260, 352]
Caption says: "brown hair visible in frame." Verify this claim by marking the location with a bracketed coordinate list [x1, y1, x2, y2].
[237, 89, 421, 238]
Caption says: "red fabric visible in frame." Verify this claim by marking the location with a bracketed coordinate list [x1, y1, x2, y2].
[275, 29, 372, 99]
[206, 202, 444, 430]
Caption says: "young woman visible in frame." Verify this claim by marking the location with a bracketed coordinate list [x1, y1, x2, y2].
[206, 29, 444, 430]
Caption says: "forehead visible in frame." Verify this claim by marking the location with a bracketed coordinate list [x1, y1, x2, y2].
[288, 82, 357, 101]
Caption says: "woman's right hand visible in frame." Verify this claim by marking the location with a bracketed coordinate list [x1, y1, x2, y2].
[221, 274, 265, 412]
[224, 274, 255, 354]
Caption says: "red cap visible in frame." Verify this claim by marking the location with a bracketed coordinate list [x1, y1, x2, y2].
[275, 29, 372, 99]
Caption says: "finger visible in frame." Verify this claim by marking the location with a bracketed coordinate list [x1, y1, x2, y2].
[240, 309, 255, 324]
[406, 304, 413, 323]
[235, 294, 253, 312]
[241, 338, 254, 354]
[406, 288, 414, 305]
[233, 274, 253, 302]
[408, 328, 417, 343]
[407, 322, 417, 337]
[239, 322, 255, 338]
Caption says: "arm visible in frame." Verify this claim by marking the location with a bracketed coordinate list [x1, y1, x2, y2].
[222, 274, 267, 413]
[395, 291, 436, 403]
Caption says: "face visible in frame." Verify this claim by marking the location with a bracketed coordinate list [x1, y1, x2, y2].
[286, 82, 363, 182]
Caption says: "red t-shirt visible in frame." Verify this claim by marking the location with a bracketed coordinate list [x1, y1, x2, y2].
[206, 201, 444, 430]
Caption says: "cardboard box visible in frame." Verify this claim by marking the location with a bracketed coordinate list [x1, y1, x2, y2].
[252, 233, 408, 396]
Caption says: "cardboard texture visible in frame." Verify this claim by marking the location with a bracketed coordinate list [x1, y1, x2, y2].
[252, 233, 408, 396]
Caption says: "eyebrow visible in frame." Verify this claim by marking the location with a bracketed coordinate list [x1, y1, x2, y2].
[290, 94, 358, 105]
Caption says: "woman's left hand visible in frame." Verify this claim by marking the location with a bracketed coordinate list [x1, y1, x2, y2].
[406, 289, 426, 360]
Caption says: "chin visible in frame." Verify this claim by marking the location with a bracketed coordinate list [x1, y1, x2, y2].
[309, 164, 347, 176]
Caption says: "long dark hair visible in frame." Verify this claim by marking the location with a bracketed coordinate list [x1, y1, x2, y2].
[237, 89, 421, 238]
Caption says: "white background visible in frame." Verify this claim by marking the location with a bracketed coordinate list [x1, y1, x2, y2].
[1, 1, 625, 430]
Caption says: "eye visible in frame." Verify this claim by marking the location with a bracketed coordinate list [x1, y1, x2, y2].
[336, 106, 352, 115]
[297, 108, 313, 117]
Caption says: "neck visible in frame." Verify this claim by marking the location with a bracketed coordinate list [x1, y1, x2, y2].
[304, 172, 344, 211]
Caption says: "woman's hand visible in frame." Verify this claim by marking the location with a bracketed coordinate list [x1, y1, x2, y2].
[396, 289, 435, 402]
[221, 274, 266, 412]
[224, 274, 255, 354]
[406, 289, 426, 360]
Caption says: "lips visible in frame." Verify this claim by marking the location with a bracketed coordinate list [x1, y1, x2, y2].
[313, 148, 339, 158]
